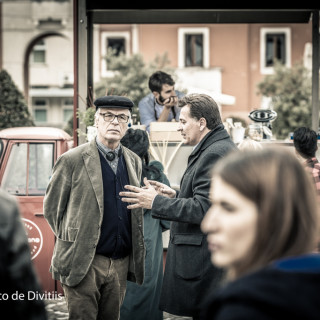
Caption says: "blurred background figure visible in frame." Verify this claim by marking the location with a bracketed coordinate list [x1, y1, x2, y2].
[0, 189, 47, 320]
[138, 71, 185, 132]
[120, 128, 170, 320]
[201, 148, 320, 320]
[237, 137, 262, 151]
[293, 127, 320, 198]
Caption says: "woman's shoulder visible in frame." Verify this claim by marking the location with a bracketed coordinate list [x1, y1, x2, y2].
[147, 161, 170, 185]
[222, 262, 320, 295]
[272, 253, 320, 273]
[207, 263, 320, 318]
[202, 265, 320, 319]
[149, 160, 164, 171]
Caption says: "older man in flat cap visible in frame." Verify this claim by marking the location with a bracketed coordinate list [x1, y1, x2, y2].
[44, 96, 145, 320]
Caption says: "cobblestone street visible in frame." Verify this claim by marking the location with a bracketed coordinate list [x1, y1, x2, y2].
[44, 297, 193, 320]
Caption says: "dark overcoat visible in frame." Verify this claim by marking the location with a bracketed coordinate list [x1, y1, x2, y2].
[152, 124, 237, 317]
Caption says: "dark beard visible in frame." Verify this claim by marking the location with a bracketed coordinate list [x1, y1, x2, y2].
[156, 94, 166, 105]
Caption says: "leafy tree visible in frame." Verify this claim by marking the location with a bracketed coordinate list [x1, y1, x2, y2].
[0, 69, 34, 129]
[71, 51, 182, 135]
[94, 50, 176, 124]
[63, 114, 73, 136]
[257, 61, 312, 139]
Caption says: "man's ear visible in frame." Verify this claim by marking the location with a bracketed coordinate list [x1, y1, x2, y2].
[199, 118, 207, 131]
[152, 91, 159, 98]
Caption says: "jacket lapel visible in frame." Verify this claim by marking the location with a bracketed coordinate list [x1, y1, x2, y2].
[82, 140, 104, 215]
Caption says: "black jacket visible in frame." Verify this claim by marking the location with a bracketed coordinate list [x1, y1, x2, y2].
[202, 254, 320, 320]
[0, 189, 47, 319]
[152, 125, 237, 317]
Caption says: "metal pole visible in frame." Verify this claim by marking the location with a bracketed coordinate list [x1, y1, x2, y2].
[73, 0, 78, 147]
[0, 2, 2, 71]
[76, 0, 88, 145]
[312, 10, 319, 132]
[87, 13, 93, 107]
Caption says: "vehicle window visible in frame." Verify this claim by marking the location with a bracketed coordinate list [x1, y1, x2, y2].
[28, 143, 54, 195]
[2, 143, 54, 196]
[2, 143, 28, 195]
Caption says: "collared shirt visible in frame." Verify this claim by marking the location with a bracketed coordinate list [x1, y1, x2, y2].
[304, 157, 320, 198]
[138, 91, 184, 132]
[96, 137, 121, 174]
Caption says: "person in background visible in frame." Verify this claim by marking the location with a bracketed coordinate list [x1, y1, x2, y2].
[120, 93, 237, 319]
[138, 71, 185, 132]
[293, 127, 320, 198]
[201, 147, 320, 320]
[44, 96, 145, 320]
[120, 128, 170, 320]
[0, 189, 47, 320]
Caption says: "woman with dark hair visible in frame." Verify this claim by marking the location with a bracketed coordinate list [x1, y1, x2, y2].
[120, 128, 170, 320]
[293, 127, 320, 199]
[201, 147, 320, 320]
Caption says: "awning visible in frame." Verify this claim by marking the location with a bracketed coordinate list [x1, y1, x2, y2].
[185, 87, 235, 105]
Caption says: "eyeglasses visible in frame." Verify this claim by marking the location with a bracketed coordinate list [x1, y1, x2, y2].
[99, 113, 130, 123]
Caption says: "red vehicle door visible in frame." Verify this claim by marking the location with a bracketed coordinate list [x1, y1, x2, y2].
[0, 127, 72, 293]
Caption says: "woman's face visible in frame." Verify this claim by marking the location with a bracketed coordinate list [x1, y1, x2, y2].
[201, 176, 258, 272]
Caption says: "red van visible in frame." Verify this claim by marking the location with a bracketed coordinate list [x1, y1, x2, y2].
[0, 127, 72, 293]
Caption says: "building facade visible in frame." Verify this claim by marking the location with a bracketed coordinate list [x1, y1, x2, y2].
[94, 22, 312, 123]
[1, 1, 313, 128]
[1, 0, 73, 129]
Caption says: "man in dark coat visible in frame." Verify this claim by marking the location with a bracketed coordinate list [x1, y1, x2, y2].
[120, 93, 237, 319]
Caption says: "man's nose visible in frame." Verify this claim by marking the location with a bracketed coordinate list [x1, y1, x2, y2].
[111, 116, 120, 124]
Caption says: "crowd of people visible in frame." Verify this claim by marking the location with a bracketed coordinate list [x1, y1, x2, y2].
[1, 70, 320, 320]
